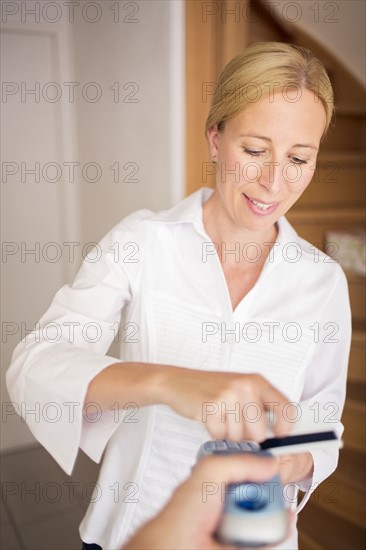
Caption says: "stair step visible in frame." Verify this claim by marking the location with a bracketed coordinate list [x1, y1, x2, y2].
[347, 381, 366, 402]
[298, 500, 366, 549]
[298, 162, 365, 208]
[286, 207, 365, 252]
[336, 447, 366, 490]
[317, 152, 366, 165]
[348, 330, 366, 383]
[348, 276, 366, 323]
[298, 529, 325, 550]
[287, 207, 365, 222]
[306, 468, 366, 530]
[329, 468, 366, 520]
[342, 398, 366, 452]
[334, 104, 366, 117]
[321, 114, 366, 151]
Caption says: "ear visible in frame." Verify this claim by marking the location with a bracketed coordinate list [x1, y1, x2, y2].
[206, 124, 220, 162]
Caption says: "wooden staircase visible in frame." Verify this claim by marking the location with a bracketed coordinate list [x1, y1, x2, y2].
[249, 16, 366, 546]
[186, 1, 366, 547]
[249, 6, 366, 548]
[274, 22, 366, 550]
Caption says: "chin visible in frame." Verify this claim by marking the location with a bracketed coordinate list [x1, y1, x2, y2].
[239, 218, 276, 233]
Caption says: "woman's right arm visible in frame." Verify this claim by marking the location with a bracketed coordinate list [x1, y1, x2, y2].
[6, 212, 148, 473]
[6, 210, 293, 474]
[84, 361, 295, 442]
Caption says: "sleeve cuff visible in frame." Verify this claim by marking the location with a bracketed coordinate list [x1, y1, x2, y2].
[16, 345, 121, 474]
[296, 446, 339, 513]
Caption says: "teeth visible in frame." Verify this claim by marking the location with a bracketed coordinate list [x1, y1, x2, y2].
[251, 199, 273, 210]
[244, 194, 276, 210]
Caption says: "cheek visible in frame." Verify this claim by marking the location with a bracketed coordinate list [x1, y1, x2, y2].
[218, 144, 240, 168]
[284, 164, 314, 193]
[216, 149, 243, 187]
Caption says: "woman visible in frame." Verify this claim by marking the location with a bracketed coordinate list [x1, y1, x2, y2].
[7, 42, 351, 549]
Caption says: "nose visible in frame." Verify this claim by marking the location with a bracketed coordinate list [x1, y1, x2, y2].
[258, 161, 282, 193]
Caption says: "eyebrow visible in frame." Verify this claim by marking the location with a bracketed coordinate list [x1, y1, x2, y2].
[239, 135, 318, 150]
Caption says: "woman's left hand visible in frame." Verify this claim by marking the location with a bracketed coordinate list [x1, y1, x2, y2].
[279, 452, 314, 485]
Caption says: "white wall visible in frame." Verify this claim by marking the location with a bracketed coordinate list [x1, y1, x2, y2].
[71, 0, 185, 245]
[271, 0, 366, 86]
[1, 0, 185, 451]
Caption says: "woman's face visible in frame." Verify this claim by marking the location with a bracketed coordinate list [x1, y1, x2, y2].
[206, 88, 327, 234]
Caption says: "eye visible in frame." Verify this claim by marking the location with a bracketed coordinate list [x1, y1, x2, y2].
[243, 148, 264, 157]
[291, 156, 307, 165]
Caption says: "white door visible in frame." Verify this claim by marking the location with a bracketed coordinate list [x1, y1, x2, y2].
[1, 0, 185, 451]
[1, 16, 80, 450]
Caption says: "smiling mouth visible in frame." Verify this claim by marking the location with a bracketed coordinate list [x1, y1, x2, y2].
[243, 193, 278, 211]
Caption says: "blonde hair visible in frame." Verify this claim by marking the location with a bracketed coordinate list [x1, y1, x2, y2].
[206, 42, 334, 138]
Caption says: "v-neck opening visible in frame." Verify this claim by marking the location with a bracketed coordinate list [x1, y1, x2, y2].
[196, 223, 269, 317]
[196, 191, 284, 317]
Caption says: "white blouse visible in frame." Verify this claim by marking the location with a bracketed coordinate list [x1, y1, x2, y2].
[7, 187, 352, 549]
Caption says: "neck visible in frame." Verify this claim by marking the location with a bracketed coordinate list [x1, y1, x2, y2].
[202, 190, 278, 266]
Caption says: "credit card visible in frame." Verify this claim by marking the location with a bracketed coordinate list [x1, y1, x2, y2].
[259, 430, 342, 455]
[263, 405, 342, 454]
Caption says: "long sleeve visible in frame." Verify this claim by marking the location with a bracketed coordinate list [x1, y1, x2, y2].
[295, 266, 352, 511]
[6, 211, 148, 474]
